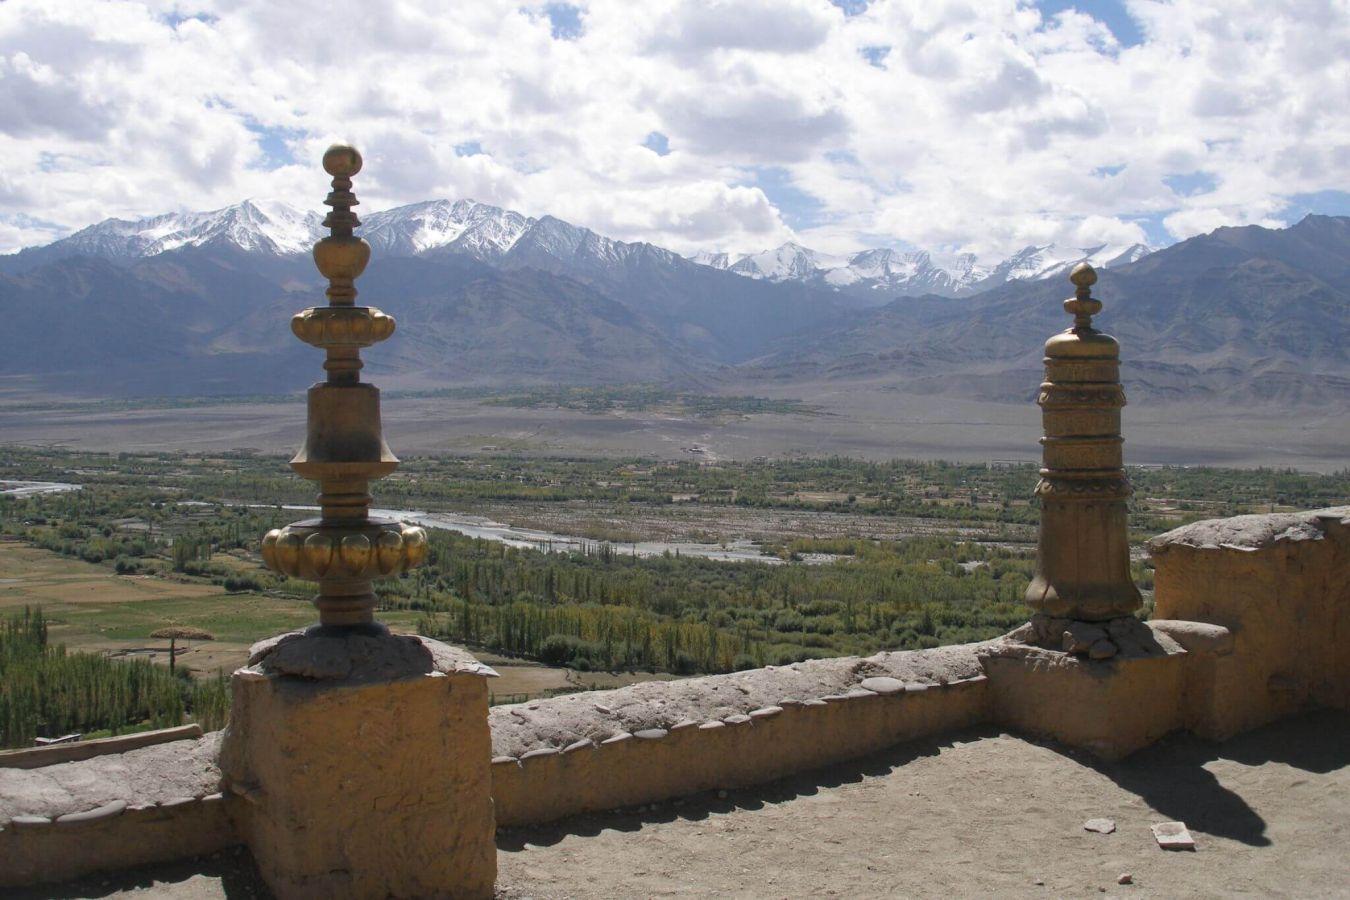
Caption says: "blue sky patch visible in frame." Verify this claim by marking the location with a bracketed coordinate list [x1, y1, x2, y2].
[246, 122, 302, 169]
[861, 46, 890, 68]
[1034, 0, 1144, 47]
[642, 132, 671, 156]
[544, 3, 584, 40]
[1279, 189, 1350, 222]
[739, 166, 826, 230]
[830, 0, 869, 16]
[1164, 171, 1219, 197]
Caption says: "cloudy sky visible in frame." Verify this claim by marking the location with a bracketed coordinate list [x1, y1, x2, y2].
[2, 0, 1347, 261]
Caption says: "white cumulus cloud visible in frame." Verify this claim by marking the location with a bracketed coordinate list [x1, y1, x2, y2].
[0, 0, 1346, 259]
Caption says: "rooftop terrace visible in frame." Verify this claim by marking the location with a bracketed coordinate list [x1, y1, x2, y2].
[15, 711, 1348, 898]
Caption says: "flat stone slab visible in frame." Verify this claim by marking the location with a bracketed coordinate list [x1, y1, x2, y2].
[1083, 818, 1116, 834]
[0, 733, 222, 825]
[1148, 620, 1235, 656]
[1152, 821, 1196, 850]
[487, 643, 989, 759]
[1149, 506, 1349, 553]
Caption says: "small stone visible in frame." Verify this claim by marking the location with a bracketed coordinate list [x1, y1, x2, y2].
[1033, 878, 1045, 886]
[860, 676, 906, 695]
[1083, 818, 1116, 834]
[634, 728, 668, 740]
[520, 747, 559, 760]
[1088, 639, 1118, 660]
[159, 796, 197, 809]
[1118, 873, 1133, 885]
[10, 815, 52, 828]
[56, 800, 128, 826]
[1151, 821, 1196, 850]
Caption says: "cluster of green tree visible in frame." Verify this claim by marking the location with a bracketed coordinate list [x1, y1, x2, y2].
[418, 602, 744, 674]
[0, 608, 230, 750]
[391, 529, 1038, 673]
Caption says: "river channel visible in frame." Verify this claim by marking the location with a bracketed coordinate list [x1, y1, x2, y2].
[5, 480, 835, 566]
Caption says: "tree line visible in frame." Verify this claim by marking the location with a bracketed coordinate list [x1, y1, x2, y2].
[0, 608, 229, 750]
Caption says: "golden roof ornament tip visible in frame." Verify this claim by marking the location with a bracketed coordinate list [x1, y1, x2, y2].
[322, 144, 363, 179]
[1064, 262, 1102, 330]
[1069, 261, 1097, 290]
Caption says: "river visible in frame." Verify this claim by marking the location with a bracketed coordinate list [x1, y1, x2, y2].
[0, 480, 82, 498]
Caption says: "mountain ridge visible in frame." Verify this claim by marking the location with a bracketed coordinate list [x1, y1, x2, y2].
[0, 206, 1344, 411]
[1, 197, 1153, 301]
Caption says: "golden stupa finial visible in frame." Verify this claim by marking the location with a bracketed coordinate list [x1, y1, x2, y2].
[1024, 263, 1140, 631]
[261, 144, 425, 631]
[1063, 262, 1102, 331]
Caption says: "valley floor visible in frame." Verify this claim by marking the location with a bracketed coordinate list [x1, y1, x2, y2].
[24, 712, 1349, 898]
[1, 386, 1347, 471]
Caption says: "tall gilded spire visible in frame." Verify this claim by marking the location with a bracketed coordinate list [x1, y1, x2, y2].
[261, 144, 425, 630]
[1023, 262, 1141, 622]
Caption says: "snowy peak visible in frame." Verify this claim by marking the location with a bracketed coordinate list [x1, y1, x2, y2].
[361, 199, 534, 260]
[687, 242, 994, 297]
[48, 200, 323, 260]
[504, 215, 684, 275]
[728, 242, 845, 281]
[690, 250, 732, 269]
[985, 242, 1153, 286]
[687, 239, 1152, 298]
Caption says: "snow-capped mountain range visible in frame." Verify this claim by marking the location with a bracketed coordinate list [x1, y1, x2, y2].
[6, 198, 1152, 299]
[692, 240, 1152, 297]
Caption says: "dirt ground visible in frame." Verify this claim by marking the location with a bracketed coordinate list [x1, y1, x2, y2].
[21, 711, 1348, 899]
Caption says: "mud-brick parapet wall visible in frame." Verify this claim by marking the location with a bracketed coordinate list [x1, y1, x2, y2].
[1149, 506, 1350, 739]
[0, 732, 233, 889]
[489, 643, 993, 826]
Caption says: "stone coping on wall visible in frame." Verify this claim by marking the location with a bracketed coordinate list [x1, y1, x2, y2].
[0, 724, 204, 771]
[1149, 505, 1350, 553]
[0, 732, 223, 826]
[488, 642, 989, 761]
